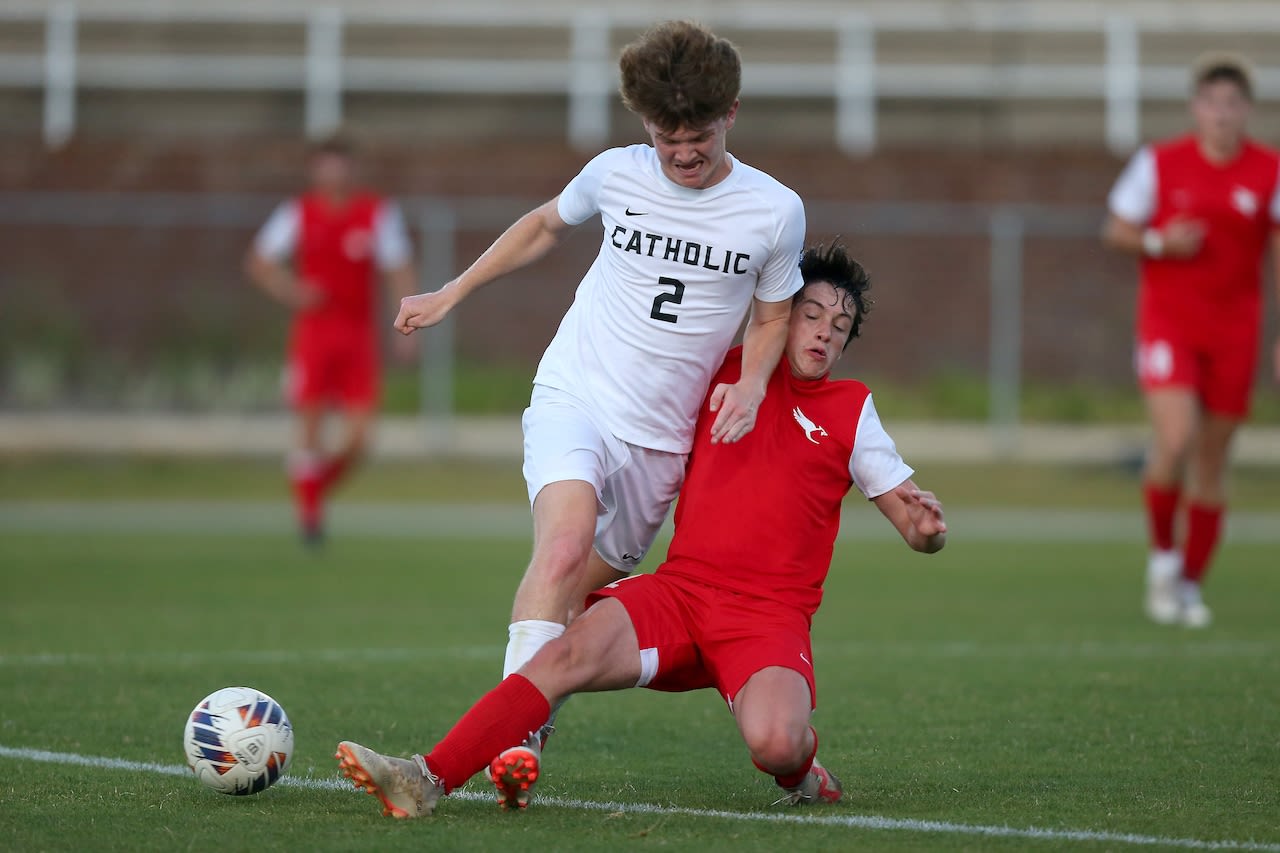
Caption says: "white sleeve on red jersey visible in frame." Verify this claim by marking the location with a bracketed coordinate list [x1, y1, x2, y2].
[556, 148, 623, 226]
[848, 394, 914, 500]
[373, 201, 412, 270]
[1107, 146, 1156, 225]
[253, 200, 301, 261]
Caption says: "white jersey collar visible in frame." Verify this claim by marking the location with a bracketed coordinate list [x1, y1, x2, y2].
[650, 150, 742, 200]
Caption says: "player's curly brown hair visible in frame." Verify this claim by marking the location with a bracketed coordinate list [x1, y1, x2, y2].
[618, 20, 741, 132]
[796, 242, 874, 349]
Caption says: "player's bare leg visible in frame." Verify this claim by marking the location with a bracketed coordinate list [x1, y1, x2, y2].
[1187, 412, 1237, 507]
[1177, 412, 1240, 627]
[325, 405, 374, 493]
[492, 480, 599, 803]
[289, 404, 327, 546]
[733, 666, 841, 805]
[505, 480, 599, 675]
[513, 552, 627, 758]
[1144, 388, 1197, 486]
[1141, 388, 1197, 623]
[568, 551, 628, 623]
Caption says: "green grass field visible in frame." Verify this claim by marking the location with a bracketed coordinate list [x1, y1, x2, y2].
[1, 459, 1278, 851]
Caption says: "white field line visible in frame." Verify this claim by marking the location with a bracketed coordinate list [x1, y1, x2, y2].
[3, 501, 1280, 543]
[1, 745, 1277, 852]
[2, 640, 1277, 669]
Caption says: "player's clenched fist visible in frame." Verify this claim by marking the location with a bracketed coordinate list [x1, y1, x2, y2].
[394, 287, 457, 335]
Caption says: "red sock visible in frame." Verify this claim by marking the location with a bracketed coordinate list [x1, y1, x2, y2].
[424, 674, 550, 793]
[1143, 482, 1180, 552]
[320, 455, 353, 492]
[752, 726, 817, 789]
[1182, 503, 1223, 584]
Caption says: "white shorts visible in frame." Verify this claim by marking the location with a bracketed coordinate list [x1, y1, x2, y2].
[522, 384, 686, 571]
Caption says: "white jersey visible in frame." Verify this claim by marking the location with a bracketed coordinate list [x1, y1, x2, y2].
[535, 144, 806, 454]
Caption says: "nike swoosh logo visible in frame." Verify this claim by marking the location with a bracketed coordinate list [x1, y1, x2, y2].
[625, 208, 647, 216]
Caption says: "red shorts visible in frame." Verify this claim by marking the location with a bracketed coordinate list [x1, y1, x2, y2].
[1135, 329, 1256, 417]
[588, 571, 817, 710]
[285, 332, 379, 409]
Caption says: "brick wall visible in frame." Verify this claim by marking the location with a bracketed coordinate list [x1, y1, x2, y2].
[2, 135, 1274, 398]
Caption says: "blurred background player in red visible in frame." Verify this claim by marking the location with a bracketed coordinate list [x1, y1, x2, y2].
[245, 134, 417, 545]
[1103, 54, 1280, 627]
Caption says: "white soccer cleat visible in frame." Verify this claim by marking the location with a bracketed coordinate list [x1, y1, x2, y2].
[335, 741, 444, 818]
[1144, 549, 1182, 625]
[775, 757, 843, 806]
[1178, 581, 1212, 629]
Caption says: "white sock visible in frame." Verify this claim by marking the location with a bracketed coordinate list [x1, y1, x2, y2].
[286, 450, 321, 479]
[503, 619, 565, 679]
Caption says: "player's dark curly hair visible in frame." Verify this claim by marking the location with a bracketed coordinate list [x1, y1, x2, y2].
[796, 242, 873, 350]
[619, 20, 741, 131]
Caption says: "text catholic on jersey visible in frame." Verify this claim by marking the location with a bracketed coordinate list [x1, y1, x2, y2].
[610, 224, 752, 275]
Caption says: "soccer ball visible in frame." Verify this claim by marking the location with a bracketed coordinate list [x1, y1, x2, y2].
[183, 686, 294, 795]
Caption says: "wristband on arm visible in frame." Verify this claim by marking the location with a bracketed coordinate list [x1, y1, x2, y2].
[1141, 228, 1165, 258]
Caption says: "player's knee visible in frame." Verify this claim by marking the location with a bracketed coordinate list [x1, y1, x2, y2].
[530, 534, 593, 584]
[1151, 431, 1190, 463]
[524, 632, 594, 698]
[1147, 435, 1191, 479]
[743, 719, 810, 774]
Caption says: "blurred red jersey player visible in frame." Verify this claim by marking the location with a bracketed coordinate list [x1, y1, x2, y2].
[1103, 54, 1280, 627]
[245, 135, 417, 545]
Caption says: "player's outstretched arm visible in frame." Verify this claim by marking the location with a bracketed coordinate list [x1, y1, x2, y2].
[393, 198, 572, 335]
[708, 296, 790, 444]
[872, 480, 947, 554]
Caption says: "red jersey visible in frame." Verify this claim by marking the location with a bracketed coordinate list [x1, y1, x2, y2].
[658, 347, 912, 618]
[295, 191, 383, 334]
[1141, 136, 1279, 340]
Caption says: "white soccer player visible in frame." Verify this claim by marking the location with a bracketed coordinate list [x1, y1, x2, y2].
[392, 19, 806, 765]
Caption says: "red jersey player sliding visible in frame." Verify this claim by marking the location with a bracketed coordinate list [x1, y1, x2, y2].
[334, 244, 948, 817]
[1103, 54, 1280, 628]
[245, 135, 417, 545]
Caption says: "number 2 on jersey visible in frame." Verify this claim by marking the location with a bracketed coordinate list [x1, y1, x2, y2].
[650, 276, 685, 324]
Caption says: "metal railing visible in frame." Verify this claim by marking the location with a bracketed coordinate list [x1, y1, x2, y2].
[2, 1, 1280, 152]
[0, 189, 1104, 454]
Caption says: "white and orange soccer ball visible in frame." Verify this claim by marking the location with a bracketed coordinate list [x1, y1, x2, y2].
[183, 686, 294, 795]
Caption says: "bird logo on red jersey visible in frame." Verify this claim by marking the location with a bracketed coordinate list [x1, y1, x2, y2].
[1231, 186, 1258, 217]
[792, 407, 827, 445]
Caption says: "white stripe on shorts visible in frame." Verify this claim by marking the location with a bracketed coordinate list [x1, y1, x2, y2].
[637, 647, 659, 687]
